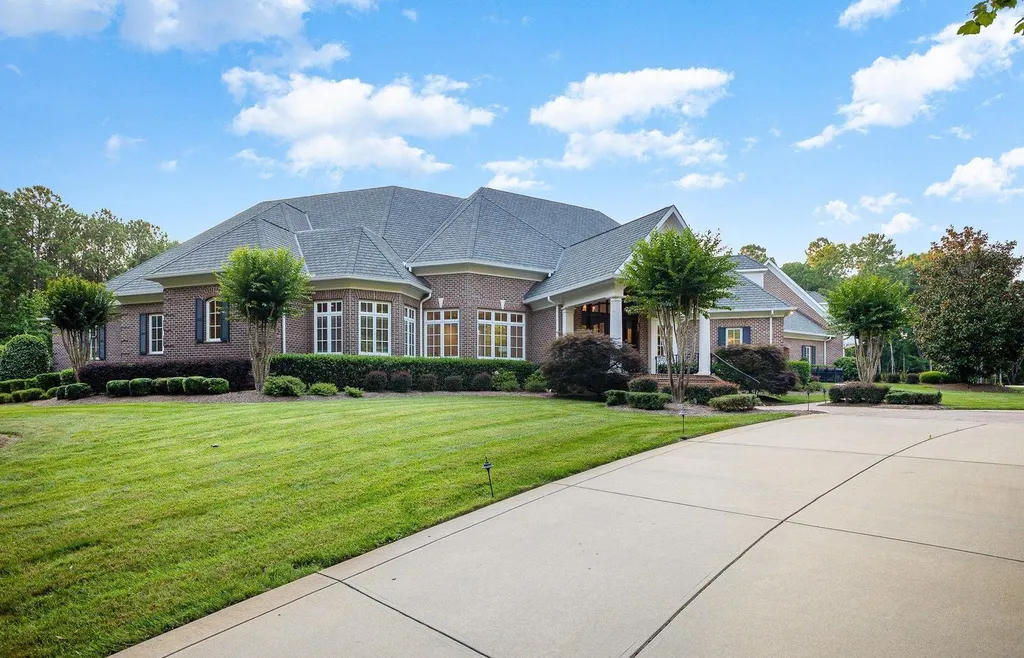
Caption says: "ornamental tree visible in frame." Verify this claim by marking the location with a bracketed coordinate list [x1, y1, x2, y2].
[216, 246, 312, 390]
[619, 228, 737, 403]
[42, 276, 117, 379]
[826, 274, 908, 384]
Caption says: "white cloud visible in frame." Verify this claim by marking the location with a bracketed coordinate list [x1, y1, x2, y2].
[291, 42, 350, 70]
[881, 211, 920, 235]
[859, 192, 909, 214]
[818, 199, 860, 224]
[769, 126, 782, 138]
[5, 63, 23, 75]
[742, 136, 758, 152]
[556, 129, 725, 169]
[227, 72, 494, 175]
[159, 159, 178, 172]
[838, 0, 901, 30]
[235, 148, 278, 179]
[0, 0, 118, 36]
[402, 8, 417, 21]
[482, 158, 549, 191]
[797, 14, 1021, 149]
[530, 67, 732, 133]
[925, 146, 1024, 200]
[104, 133, 142, 160]
[948, 125, 972, 140]
[981, 92, 1004, 106]
[674, 172, 734, 190]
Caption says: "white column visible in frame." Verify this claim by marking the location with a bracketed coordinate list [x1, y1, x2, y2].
[609, 297, 623, 345]
[698, 314, 711, 375]
[561, 306, 576, 335]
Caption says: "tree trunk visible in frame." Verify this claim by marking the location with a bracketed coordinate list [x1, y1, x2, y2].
[658, 309, 676, 399]
[855, 331, 883, 383]
[61, 329, 87, 381]
[248, 320, 277, 391]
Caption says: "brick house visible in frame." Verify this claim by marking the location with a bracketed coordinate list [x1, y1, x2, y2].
[53, 186, 840, 372]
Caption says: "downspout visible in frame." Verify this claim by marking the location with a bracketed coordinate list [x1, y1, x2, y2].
[282, 315, 287, 354]
[419, 291, 433, 357]
[768, 311, 774, 345]
[547, 297, 559, 337]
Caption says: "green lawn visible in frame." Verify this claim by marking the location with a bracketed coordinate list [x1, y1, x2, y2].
[0, 396, 788, 658]
[767, 382, 1024, 410]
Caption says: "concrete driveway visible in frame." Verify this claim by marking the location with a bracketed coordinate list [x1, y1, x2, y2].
[118, 412, 1024, 658]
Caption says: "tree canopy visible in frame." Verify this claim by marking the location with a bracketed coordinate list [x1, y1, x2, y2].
[738, 244, 771, 264]
[43, 277, 117, 378]
[827, 274, 909, 383]
[958, 0, 1024, 35]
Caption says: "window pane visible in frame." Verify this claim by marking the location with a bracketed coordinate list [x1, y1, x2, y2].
[478, 322, 492, 358]
[443, 322, 458, 357]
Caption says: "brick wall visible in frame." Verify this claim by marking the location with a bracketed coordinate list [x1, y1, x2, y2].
[711, 317, 784, 350]
[51, 301, 168, 369]
[283, 289, 416, 357]
[763, 271, 827, 326]
[528, 306, 556, 362]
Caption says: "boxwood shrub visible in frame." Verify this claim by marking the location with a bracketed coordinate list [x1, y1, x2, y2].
[0, 393, 11, 404]
[153, 378, 170, 395]
[79, 358, 251, 392]
[65, 383, 92, 400]
[308, 382, 338, 396]
[183, 376, 209, 395]
[46, 386, 60, 399]
[828, 382, 889, 404]
[523, 371, 548, 393]
[0, 334, 50, 380]
[685, 382, 740, 405]
[59, 368, 76, 385]
[885, 373, 901, 384]
[364, 370, 388, 392]
[493, 370, 520, 392]
[344, 386, 364, 398]
[205, 378, 230, 394]
[919, 371, 945, 385]
[13, 388, 45, 403]
[270, 354, 538, 392]
[626, 391, 671, 410]
[905, 373, 920, 384]
[35, 372, 62, 390]
[788, 360, 811, 387]
[106, 380, 131, 397]
[709, 393, 759, 412]
[263, 375, 305, 397]
[605, 389, 628, 406]
[129, 378, 154, 396]
[885, 390, 942, 405]
[0, 379, 29, 393]
[628, 377, 659, 393]
[389, 370, 413, 393]
[443, 375, 463, 392]
[470, 372, 493, 391]
[418, 373, 438, 392]
[167, 377, 186, 395]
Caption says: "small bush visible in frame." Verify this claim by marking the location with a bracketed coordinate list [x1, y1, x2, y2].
[0, 380, 11, 394]
[309, 382, 338, 396]
[885, 372, 901, 384]
[0, 393, 11, 404]
[2, 379, 29, 393]
[205, 378, 230, 395]
[833, 356, 858, 382]
[626, 391, 671, 410]
[35, 372, 62, 390]
[470, 372, 493, 391]
[523, 371, 548, 392]
[79, 358, 252, 393]
[541, 331, 646, 397]
[709, 393, 759, 412]
[0, 334, 50, 380]
[167, 377, 185, 395]
[14, 388, 45, 403]
[183, 376, 209, 395]
[660, 385, 672, 395]
[153, 378, 170, 395]
[389, 370, 413, 393]
[344, 386, 364, 398]
[129, 378, 154, 396]
[628, 377, 659, 393]
[59, 368, 76, 385]
[919, 371, 945, 385]
[106, 380, 131, 397]
[788, 361, 811, 387]
[493, 370, 520, 392]
[885, 390, 942, 405]
[263, 375, 305, 397]
[46, 386, 61, 398]
[418, 373, 438, 392]
[714, 344, 796, 394]
[686, 382, 740, 405]
[64, 383, 92, 400]
[605, 389, 628, 406]
[828, 382, 889, 404]
[443, 375, 463, 392]
[906, 372, 920, 384]
[364, 370, 388, 392]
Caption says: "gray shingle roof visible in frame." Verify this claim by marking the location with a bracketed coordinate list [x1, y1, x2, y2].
[723, 277, 793, 311]
[729, 254, 766, 269]
[525, 207, 670, 300]
[807, 290, 827, 304]
[784, 311, 830, 336]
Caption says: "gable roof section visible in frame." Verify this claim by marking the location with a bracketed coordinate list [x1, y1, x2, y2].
[807, 290, 827, 304]
[722, 276, 794, 312]
[524, 207, 671, 301]
[784, 311, 831, 336]
[477, 187, 618, 246]
[765, 260, 830, 318]
[729, 254, 766, 270]
[297, 227, 429, 290]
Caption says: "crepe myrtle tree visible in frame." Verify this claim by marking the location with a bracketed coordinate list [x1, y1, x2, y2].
[216, 246, 312, 390]
[619, 228, 737, 403]
[42, 276, 117, 380]
[826, 274, 909, 384]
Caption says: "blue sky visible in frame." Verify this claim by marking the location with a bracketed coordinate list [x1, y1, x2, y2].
[1, 0, 1021, 264]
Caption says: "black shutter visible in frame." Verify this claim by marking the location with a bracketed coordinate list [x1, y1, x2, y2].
[221, 301, 230, 342]
[98, 325, 106, 361]
[742, 327, 752, 344]
[139, 314, 148, 355]
[195, 298, 204, 343]
[810, 345, 817, 365]
[717, 327, 726, 346]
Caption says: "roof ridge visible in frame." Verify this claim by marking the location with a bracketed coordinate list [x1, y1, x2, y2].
[478, 186, 612, 220]
[477, 190, 571, 248]
[147, 214, 264, 277]
[380, 186, 397, 239]
[248, 203, 298, 234]
[360, 227, 405, 279]
[271, 185, 464, 207]
[564, 206, 672, 249]
[406, 189, 481, 263]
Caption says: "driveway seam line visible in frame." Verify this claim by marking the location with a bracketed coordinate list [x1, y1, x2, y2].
[161, 578, 339, 657]
[784, 521, 1024, 564]
[339, 581, 493, 657]
[627, 422, 986, 658]
[571, 484, 780, 522]
[892, 454, 1024, 469]
[702, 440, 891, 457]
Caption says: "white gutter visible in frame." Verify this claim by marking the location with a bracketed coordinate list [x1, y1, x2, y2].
[419, 290, 433, 357]
[768, 310, 774, 345]
[282, 315, 287, 353]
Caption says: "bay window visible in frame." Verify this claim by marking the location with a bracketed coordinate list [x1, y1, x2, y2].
[315, 301, 343, 353]
[425, 310, 459, 357]
[477, 310, 525, 360]
[359, 301, 391, 355]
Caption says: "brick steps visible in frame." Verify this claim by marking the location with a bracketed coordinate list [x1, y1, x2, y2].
[643, 374, 727, 387]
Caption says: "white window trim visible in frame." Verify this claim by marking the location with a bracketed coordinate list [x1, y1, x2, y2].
[477, 310, 526, 360]
[425, 309, 460, 358]
[404, 307, 416, 357]
[87, 328, 101, 361]
[148, 313, 164, 355]
[725, 327, 743, 347]
[205, 299, 223, 343]
[359, 301, 391, 356]
[314, 301, 344, 354]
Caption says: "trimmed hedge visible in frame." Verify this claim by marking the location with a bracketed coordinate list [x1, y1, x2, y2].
[470, 372, 493, 391]
[0, 334, 50, 380]
[35, 372, 62, 390]
[79, 358, 251, 392]
[788, 360, 811, 387]
[833, 356, 858, 382]
[523, 371, 548, 393]
[14, 388, 45, 403]
[0, 393, 11, 404]
[885, 373, 901, 384]
[364, 370, 388, 392]
[0, 379, 29, 393]
[418, 373, 437, 392]
[129, 378, 154, 396]
[626, 391, 671, 410]
[628, 377, 659, 393]
[389, 370, 412, 393]
[57, 383, 92, 400]
[263, 375, 306, 397]
[605, 390, 628, 406]
[206, 378, 230, 395]
[183, 376, 209, 395]
[153, 378, 170, 395]
[59, 369, 76, 385]
[493, 370, 521, 392]
[271, 353, 538, 392]
[685, 382, 740, 405]
[443, 375, 463, 392]
[106, 380, 131, 397]
[828, 382, 890, 404]
[309, 382, 338, 396]
[906, 373, 920, 384]
[886, 390, 942, 405]
[46, 386, 61, 399]
[919, 371, 945, 385]
[167, 377, 185, 394]
[709, 393, 759, 412]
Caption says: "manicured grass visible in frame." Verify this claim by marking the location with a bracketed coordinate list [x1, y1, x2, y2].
[766, 390, 831, 406]
[0, 396, 789, 657]
[887, 383, 1024, 410]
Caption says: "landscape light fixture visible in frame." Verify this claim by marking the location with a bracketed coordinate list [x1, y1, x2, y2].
[679, 410, 686, 439]
[483, 457, 494, 498]
[807, 389, 811, 412]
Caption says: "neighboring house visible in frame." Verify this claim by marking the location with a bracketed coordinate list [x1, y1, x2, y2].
[53, 186, 841, 373]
